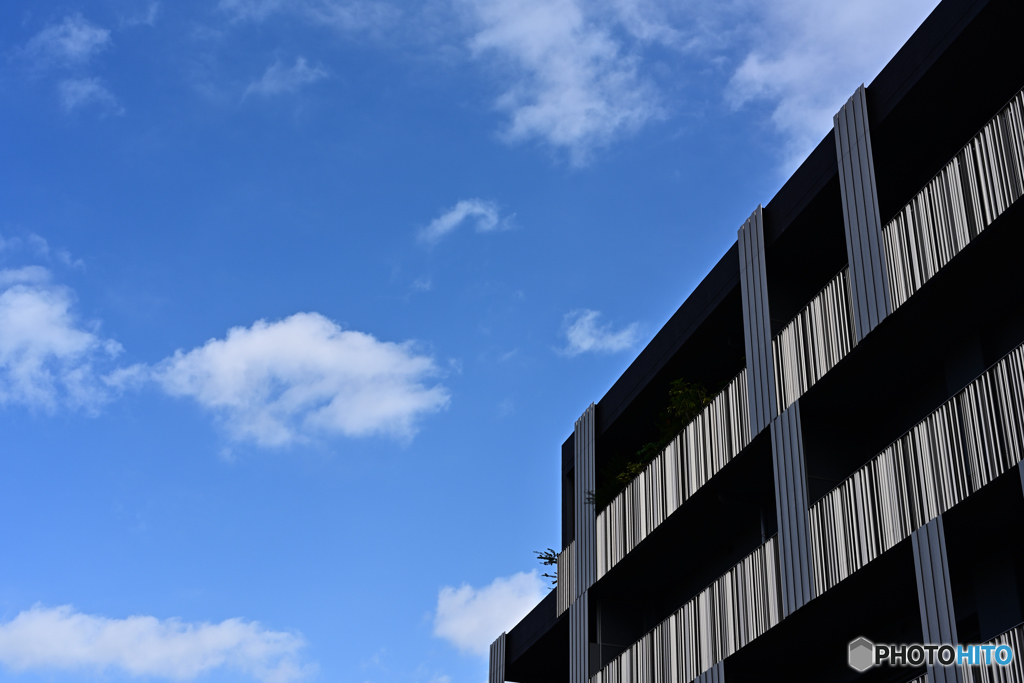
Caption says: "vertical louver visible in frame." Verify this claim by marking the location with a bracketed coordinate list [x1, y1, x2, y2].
[884, 88, 1024, 310]
[809, 344, 1024, 595]
[488, 633, 506, 683]
[773, 267, 857, 413]
[571, 594, 589, 683]
[913, 517, 960, 683]
[596, 370, 751, 578]
[835, 84, 891, 342]
[739, 206, 778, 435]
[576, 405, 597, 598]
[591, 537, 780, 683]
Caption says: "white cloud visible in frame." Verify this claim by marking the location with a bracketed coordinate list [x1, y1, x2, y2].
[152, 312, 450, 446]
[726, 0, 940, 171]
[0, 269, 123, 412]
[418, 199, 510, 245]
[58, 78, 123, 114]
[433, 571, 545, 656]
[464, 0, 662, 165]
[245, 57, 329, 98]
[464, 0, 663, 165]
[0, 605, 309, 683]
[219, 0, 400, 32]
[25, 15, 111, 66]
[561, 309, 639, 356]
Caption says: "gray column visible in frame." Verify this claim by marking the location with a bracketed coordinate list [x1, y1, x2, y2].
[912, 516, 963, 683]
[570, 592, 589, 683]
[835, 84, 891, 342]
[771, 401, 814, 617]
[488, 632, 506, 683]
[738, 205, 777, 435]
[694, 661, 724, 683]
[574, 404, 597, 598]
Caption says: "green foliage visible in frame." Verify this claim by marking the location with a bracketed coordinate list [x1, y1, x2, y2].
[591, 378, 718, 512]
[534, 548, 559, 586]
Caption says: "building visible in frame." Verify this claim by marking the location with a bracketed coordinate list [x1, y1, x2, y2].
[487, 0, 1024, 681]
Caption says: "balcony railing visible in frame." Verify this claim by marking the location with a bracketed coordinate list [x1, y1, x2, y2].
[556, 540, 576, 617]
[962, 622, 1024, 682]
[596, 369, 751, 578]
[773, 267, 857, 413]
[809, 342, 1024, 595]
[884, 88, 1024, 311]
[591, 536, 780, 683]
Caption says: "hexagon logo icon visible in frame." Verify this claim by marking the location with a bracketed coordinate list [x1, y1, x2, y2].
[848, 637, 874, 672]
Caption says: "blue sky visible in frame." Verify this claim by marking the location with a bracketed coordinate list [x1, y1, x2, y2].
[0, 1, 939, 681]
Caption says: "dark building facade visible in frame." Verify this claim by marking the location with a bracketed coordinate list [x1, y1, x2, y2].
[488, 0, 1024, 681]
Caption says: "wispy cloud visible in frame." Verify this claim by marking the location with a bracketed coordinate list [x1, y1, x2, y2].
[561, 309, 639, 356]
[151, 312, 450, 446]
[0, 268, 123, 413]
[433, 571, 545, 656]
[245, 57, 328, 98]
[24, 15, 111, 67]
[120, 3, 161, 28]
[219, 0, 400, 32]
[464, 0, 662, 165]
[0, 605, 310, 682]
[418, 199, 511, 245]
[58, 78, 123, 114]
[725, 0, 940, 171]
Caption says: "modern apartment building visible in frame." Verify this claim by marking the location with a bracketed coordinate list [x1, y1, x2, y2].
[487, 0, 1024, 681]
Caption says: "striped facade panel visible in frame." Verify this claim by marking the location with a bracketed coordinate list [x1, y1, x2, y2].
[885, 88, 1024, 310]
[575, 404, 597, 598]
[773, 267, 857, 413]
[738, 206, 777, 435]
[557, 540, 577, 617]
[596, 370, 750, 577]
[810, 344, 1024, 594]
[835, 84, 891, 341]
[912, 517, 962, 683]
[962, 623, 1024, 682]
[908, 676, 929, 683]
[771, 402, 814, 617]
[571, 593, 589, 683]
[592, 538, 780, 683]
[488, 632, 506, 683]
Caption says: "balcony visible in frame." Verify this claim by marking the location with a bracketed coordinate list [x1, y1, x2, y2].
[591, 536, 781, 683]
[884, 88, 1024, 312]
[595, 369, 751, 579]
[809, 341, 1024, 595]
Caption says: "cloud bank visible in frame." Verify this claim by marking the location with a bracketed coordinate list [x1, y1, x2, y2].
[152, 312, 450, 446]
[561, 309, 639, 356]
[0, 605, 308, 682]
[433, 571, 546, 656]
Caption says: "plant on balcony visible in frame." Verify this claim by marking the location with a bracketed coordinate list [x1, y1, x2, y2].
[590, 379, 718, 511]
